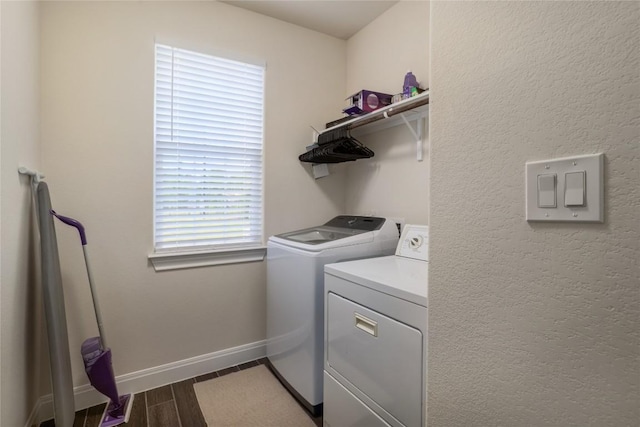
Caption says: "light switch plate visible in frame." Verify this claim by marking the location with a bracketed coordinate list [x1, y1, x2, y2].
[526, 153, 604, 222]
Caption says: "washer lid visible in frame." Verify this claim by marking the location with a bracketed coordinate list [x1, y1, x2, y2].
[269, 226, 377, 252]
[276, 226, 366, 245]
[323, 215, 387, 231]
[273, 216, 387, 246]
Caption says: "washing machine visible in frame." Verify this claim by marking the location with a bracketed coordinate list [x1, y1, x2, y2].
[266, 216, 400, 416]
[323, 225, 428, 427]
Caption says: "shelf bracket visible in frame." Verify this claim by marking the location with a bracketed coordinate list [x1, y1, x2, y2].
[399, 113, 424, 161]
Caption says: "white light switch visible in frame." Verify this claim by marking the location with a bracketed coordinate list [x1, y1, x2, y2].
[565, 171, 586, 206]
[526, 153, 603, 222]
[537, 174, 556, 207]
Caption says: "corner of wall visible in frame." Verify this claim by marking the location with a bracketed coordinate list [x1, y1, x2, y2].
[1, 1, 43, 426]
[343, 0, 430, 224]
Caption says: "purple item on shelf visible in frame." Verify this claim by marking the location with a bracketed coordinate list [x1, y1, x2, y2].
[343, 90, 393, 115]
[403, 71, 419, 98]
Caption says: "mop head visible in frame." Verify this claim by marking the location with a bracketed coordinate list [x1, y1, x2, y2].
[98, 394, 134, 427]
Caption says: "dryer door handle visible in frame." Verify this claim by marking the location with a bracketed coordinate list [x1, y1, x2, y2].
[354, 313, 378, 337]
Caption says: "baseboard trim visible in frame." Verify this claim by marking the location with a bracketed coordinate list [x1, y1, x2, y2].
[30, 339, 266, 426]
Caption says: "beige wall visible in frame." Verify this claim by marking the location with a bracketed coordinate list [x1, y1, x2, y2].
[39, 0, 346, 388]
[429, 1, 639, 425]
[344, 1, 429, 225]
[1, 0, 43, 425]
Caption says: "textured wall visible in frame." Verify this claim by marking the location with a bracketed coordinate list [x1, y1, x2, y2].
[344, 1, 430, 225]
[0, 1, 43, 425]
[429, 1, 639, 426]
[39, 0, 346, 387]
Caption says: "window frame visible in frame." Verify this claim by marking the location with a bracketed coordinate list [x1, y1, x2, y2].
[149, 43, 267, 271]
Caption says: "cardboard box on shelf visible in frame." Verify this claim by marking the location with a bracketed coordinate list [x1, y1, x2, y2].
[343, 90, 393, 115]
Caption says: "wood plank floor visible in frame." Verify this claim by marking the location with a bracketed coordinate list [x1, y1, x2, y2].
[39, 358, 322, 427]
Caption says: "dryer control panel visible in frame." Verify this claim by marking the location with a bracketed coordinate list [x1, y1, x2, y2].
[396, 225, 429, 261]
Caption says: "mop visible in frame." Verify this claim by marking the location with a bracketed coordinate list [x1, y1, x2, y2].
[52, 211, 134, 427]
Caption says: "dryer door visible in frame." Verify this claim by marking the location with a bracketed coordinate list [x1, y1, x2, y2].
[326, 292, 424, 427]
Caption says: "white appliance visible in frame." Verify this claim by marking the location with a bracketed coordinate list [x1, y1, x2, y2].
[323, 225, 429, 427]
[266, 216, 400, 416]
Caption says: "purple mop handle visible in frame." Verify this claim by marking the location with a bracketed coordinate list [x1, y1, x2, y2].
[51, 210, 87, 245]
[51, 209, 108, 348]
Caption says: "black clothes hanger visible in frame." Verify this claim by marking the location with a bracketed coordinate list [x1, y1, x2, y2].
[299, 128, 374, 164]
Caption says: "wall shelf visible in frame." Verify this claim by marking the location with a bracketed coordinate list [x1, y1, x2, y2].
[317, 91, 429, 162]
[325, 91, 429, 133]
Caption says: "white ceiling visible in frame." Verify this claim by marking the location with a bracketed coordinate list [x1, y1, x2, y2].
[219, 1, 399, 40]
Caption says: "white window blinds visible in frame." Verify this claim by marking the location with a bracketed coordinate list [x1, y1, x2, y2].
[154, 44, 265, 252]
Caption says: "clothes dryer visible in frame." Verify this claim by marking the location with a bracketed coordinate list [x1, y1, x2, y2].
[323, 225, 429, 427]
[266, 216, 399, 415]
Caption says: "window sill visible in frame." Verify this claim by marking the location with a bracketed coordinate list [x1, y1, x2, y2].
[148, 247, 266, 272]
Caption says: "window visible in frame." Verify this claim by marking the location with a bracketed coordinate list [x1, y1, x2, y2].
[151, 44, 265, 270]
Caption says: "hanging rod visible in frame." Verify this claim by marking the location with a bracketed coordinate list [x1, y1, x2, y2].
[321, 91, 429, 134]
[319, 92, 429, 161]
